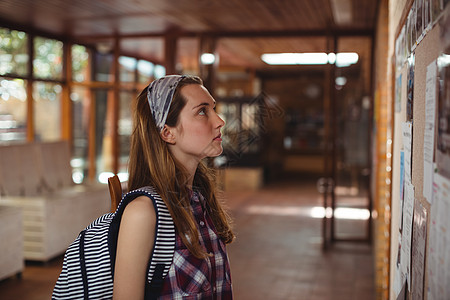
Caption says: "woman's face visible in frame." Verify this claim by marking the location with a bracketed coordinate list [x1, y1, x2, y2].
[167, 84, 225, 164]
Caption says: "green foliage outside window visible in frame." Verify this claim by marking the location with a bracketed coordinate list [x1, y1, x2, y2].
[33, 36, 63, 80]
[0, 28, 28, 76]
[72, 45, 89, 82]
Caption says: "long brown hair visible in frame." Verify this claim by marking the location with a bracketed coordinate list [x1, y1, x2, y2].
[127, 75, 234, 258]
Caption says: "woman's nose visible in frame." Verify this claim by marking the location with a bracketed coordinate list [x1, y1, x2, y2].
[216, 113, 225, 128]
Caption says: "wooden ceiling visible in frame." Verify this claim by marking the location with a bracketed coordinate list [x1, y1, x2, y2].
[0, 0, 379, 72]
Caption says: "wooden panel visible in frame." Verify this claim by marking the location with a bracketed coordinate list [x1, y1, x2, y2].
[0, 0, 377, 71]
[0, 0, 372, 35]
[353, 0, 379, 28]
[121, 38, 164, 63]
[219, 37, 329, 68]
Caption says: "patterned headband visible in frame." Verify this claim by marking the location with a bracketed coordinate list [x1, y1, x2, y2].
[147, 75, 185, 132]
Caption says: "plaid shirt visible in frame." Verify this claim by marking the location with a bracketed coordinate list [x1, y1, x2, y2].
[158, 191, 233, 299]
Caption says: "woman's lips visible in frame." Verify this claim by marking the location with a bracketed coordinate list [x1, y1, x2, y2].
[214, 133, 222, 141]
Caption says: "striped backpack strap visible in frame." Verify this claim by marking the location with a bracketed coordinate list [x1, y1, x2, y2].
[109, 186, 176, 298]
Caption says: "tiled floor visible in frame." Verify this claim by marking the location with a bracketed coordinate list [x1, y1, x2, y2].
[0, 176, 375, 300]
[225, 177, 374, 300]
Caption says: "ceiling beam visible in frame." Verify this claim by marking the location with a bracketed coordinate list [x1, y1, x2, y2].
[0, 18, 69, 42]
[0, 16, 373, 44]
[74, 28, 374, 42]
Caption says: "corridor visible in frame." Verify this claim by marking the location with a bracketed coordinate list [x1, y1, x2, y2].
[0, 176, 375, 300]
[226, 176, 375, 300]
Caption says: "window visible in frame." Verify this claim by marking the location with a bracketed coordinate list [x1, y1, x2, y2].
[0, 78, 27, 143]
[95, 89, 110, 180]
[0, 28, 28, 77]
[119, 56, 137, 82]
[118, 90, 135, 175]
[242, 103, 260, 153]
[137, 60, 154, 84]
[71, 86, 90, 183]
[33, 82, 62, 141]
[72, 45, 90, 82]
[94, 53, 113, 82]
[0, 25, 165, 182]
[33, 37, 63, 80]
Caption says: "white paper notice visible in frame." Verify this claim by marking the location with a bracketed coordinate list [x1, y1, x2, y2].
[400, 180, 415, 291]
[402, 122, 413, 182]
[424, 60, 437, 203]
[428, 173, 450, 300]
[411, 198, 427, 300]
[393, 239, 404, 298]
[428, 181, 439, 300]
[393, 150, 406, 298]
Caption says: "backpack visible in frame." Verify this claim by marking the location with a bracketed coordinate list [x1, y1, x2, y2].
[52, 186, 176, 300]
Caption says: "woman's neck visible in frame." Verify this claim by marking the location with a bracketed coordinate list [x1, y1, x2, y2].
[185, 166, 199, 189]
[173, 155, 199, 189]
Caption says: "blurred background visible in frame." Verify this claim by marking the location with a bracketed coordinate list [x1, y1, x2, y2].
[0, 0, 446, 299]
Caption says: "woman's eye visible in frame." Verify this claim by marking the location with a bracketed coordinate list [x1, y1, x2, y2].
[198, 107, 206, 115]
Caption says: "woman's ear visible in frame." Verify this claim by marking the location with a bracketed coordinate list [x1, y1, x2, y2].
[160, 125, 176, 144]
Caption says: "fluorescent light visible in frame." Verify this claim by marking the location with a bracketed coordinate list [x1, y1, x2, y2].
[201, 53, 216, 65]
[335, 76, 347, 86]
[261, 52, 359, 67]
[261, 53, 329, 65]
[137, 60, 154, 76]
[328, 53, 336, 64]
[154, 65, 166, 79]
[118, 56, 137, 70]
[335, 52, 359, 67]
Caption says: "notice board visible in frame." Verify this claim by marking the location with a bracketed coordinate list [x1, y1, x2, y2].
[390, 1, 450, 300]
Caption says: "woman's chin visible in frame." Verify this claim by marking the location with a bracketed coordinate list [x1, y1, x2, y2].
[204, 146, 223, 158]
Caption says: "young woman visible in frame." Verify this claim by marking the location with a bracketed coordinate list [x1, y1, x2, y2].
[113, 75, 234, 299]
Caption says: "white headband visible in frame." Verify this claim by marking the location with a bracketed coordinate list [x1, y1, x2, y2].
[147, 75, 185, 132]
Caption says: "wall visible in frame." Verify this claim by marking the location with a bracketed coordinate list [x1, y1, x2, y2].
[385, 0, 449, 299]
[372, 0, 392, 298]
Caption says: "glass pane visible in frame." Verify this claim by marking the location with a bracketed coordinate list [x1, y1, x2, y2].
[119, 56, 137, 82]
[0, 28, 28, 76]
[33, 82, 62, 141]
[0, 78, 27, 143]
[96, 89, 111, 181]
[94, 53, 113, 82]
[137, 60, 154, 84]
[71, 86, 90, 184]
[241, 103, 260, 153]
[33, 36, 63, 80]
[333, 36, 372, 238]
[70, 86, 92, 183]
[119, 90, 135, 176]
[242, 104, 258, 131]
[72, 44, 90, 82]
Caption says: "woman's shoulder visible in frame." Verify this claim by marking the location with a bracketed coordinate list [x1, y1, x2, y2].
[122, 195, 156, 228]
